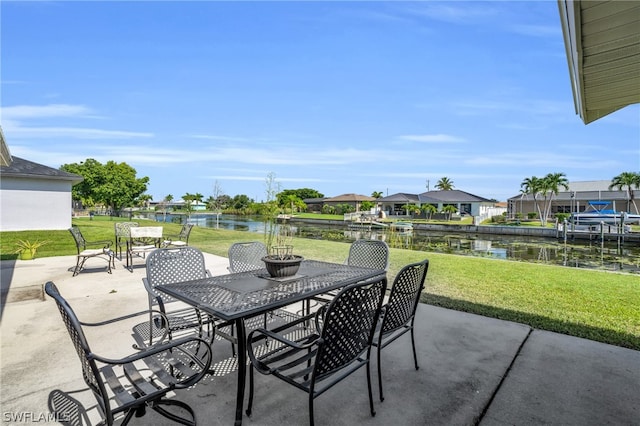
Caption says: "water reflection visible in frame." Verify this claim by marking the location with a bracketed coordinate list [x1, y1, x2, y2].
[143, 213, 640, 274]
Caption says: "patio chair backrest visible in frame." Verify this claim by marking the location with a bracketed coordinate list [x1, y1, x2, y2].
[144, 247, 209, 307]
[114, 221, 138, 239]
[228, 241, 267, 273]
[68, 226, 88, 252]
[347, 239, 390, 271]
[45, 282, 110, 420]
[177, 223, 194, 242]
[380, 259, 429, 336]
[314, 276, 387, 379]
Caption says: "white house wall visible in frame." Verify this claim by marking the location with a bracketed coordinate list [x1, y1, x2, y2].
[0, 177, 73, 231]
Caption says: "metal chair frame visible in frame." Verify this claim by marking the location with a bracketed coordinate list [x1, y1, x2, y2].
[114, 222, 138, 260]
[227, 241, 267, 273]
[163, 223, 194, 248]
[347, 239, 390, 271]
[374, 259, 429, 402]
[68, 226, 114, 277]
[45, 282, 212, 426]
[246, 276, 387, 426]
[143, 247, 236, 352]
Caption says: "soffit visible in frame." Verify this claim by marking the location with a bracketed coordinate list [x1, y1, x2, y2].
[558, 0, 640, 124]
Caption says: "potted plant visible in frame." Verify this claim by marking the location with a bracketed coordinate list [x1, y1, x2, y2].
[14, 240, 49, 260]
[262, 173, 304, 277]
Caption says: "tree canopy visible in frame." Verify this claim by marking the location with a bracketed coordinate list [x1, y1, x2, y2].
[276, 188, 324, 205]
[61, 159, 149, 213]
[609, 171, 640, 213]
[435, 177, 455, 190]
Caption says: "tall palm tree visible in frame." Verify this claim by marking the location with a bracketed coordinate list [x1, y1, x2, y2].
[420, 203, 437, 220]
[540, 172, 569, 225]
[609, 171, 640, 214]
[521, 176, 543, 224]
[435, 177, 454, 190]
[371, 191, 383, 199]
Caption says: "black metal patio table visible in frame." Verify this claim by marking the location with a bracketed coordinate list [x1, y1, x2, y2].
[156, 259, 386, 426]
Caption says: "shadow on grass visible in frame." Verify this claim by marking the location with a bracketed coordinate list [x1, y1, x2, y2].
[422, 293, 640, 351]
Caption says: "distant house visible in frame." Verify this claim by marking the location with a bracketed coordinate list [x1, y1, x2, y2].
[302, 197, 327, 213]
[0, 130, 82, 231]
[507, 181, 638, 219]
[322, 193, 375, 213]
[379, 190, 498, 218]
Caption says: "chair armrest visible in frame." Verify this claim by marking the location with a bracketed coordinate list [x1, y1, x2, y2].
[79, 308, 168, 328]
[247, 327, 321, 374]
[91, 334, 213, 388]
[85, 239, 113, 249]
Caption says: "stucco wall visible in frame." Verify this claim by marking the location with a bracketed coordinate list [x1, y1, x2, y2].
[0, 177, 73, 231]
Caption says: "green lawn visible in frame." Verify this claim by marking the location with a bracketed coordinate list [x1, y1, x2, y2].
[2, 216, 638, 350]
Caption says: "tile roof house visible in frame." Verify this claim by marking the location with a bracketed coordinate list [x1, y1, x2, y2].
[322, 193, 375, 212]
[379, 190, 497, 217]
[0, 129, 82, 231]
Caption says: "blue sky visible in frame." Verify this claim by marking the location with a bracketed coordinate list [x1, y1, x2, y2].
[2, 1, 639, 203]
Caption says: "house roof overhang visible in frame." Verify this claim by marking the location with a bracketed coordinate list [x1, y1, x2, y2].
[557, 0, 640, 124]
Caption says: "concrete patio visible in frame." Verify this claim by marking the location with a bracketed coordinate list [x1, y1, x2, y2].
[1, 253, 638, 425]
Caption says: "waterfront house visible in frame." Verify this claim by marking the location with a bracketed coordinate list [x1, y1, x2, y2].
[507, 181, 638, 220]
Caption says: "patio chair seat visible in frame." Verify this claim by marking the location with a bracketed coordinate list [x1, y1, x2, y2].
[68, 226, 114, 277]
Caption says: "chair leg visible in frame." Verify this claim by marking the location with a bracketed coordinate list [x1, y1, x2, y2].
[377, 338, 384, 402]
[308, 393, 315, 426]
[410, 323, 419, 370]
[72, 256, 82, 276]
[246, 364, 254, 417]
[366, 360, 376, 417]
[153, 399, 196, 426]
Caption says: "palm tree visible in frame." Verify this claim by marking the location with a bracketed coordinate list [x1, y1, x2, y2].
[442, 204, 457, 220]
[420, 204, 437, 220]
[521, 176, 544, 225]
[540, 172, 569, 225]
[609, 171, 640, 214]
[435, 177, 454, 190]
[371, 191, 383, 199]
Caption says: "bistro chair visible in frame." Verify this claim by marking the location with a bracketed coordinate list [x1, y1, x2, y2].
[163, 223, 194, 248]
[227, 241, 296, 327]
[114, 221, 138, 260]
[246, 276, 387, 426]
[227, 241, 267, 273]
[68, 226, 114, 277]
[45, 282, 212, 426]
[126, 226, 163, 271]
[374, 259, 429, 402]
[313, 239, 389, 308]
[347, 239, 390, 270]
[142, 247, 236, 352]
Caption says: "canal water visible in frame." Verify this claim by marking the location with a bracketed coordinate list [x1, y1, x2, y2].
[147, 213, 640, 274]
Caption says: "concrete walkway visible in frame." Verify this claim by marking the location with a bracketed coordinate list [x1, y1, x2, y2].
[1, 254, 638, 425]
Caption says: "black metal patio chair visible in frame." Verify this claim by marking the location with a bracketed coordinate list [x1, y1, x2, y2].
[142, 246, 236, 353]
[347, 239, 390, 271]
[246, 276, 387, 426]
[374, 259, 429, 402]
[68, 226, 114, 276]
[45, 281, 212, 426]
[227, 241, 267, 273]
[312, 239, 389, 308]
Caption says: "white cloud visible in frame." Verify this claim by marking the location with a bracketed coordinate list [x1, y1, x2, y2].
[1, 104, 93, 119]
[398, 134, 466, 143]
[1, 103, 153, 140]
